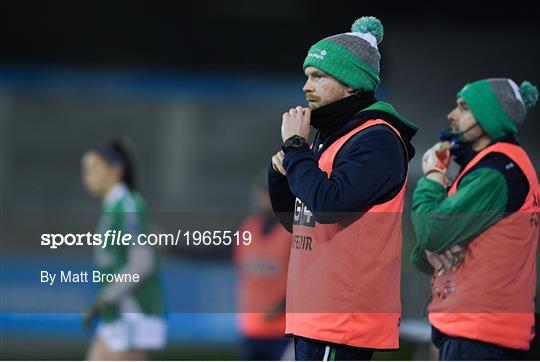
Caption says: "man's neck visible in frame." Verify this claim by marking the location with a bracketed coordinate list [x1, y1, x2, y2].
[472, 135, 492, 151]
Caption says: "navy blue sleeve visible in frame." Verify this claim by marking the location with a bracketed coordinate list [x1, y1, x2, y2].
[282, 126, 407, 224]
[464, 152, 529, 213]
[268, 163, 295, 232]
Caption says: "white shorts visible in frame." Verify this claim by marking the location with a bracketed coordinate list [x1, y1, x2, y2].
[97, 313, 167, 352]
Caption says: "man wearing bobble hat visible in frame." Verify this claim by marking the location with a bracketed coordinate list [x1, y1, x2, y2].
[411, 79, 540, 360]
[269, 16, 418, 360]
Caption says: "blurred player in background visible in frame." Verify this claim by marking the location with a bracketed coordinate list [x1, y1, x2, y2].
[234, 172, 292, 360]
[82, 140, 167, 360]
[411, 79, 539, 360]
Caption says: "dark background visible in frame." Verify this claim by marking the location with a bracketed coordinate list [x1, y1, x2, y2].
[1, 1, 539, 359]
[3, 1, 539, 72]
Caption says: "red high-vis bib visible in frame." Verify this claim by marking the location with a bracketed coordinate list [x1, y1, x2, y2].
[235, 215, 291, 337]
[286, 119, 407, 349]
[429, 142, 540, 350]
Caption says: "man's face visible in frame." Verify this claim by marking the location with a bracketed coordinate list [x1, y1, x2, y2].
[447, 98, 484, 142]
[303, 66, 352, 110]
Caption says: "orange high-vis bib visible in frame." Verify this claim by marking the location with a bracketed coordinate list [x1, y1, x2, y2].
[286, 119, 407, 349]
[235, 215, 292, 337]
[429, 142, 540, 350]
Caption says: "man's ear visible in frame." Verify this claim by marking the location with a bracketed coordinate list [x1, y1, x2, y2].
[347, 87, 354, 94]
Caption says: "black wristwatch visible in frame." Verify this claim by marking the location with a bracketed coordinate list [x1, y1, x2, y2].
[281, 135, 308, 152]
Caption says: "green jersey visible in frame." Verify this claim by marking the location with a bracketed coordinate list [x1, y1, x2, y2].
[410, 167, 508, 274]
[95, 183, 165, 322]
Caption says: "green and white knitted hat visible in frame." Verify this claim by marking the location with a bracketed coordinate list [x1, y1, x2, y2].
[303, 16, 383, 91]
[458, 78, 538, 140]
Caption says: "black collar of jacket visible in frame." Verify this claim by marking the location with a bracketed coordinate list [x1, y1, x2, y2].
[310, 91, 376, 134]
[456, 134, 521, 169]
[312, 100, 417, 161]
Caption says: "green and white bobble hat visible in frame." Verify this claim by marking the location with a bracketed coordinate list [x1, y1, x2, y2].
[303, 16, 384, 92]
[458, 78, 539, 140]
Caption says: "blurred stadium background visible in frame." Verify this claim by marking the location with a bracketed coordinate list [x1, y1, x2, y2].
[1, 1, 539, 360]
